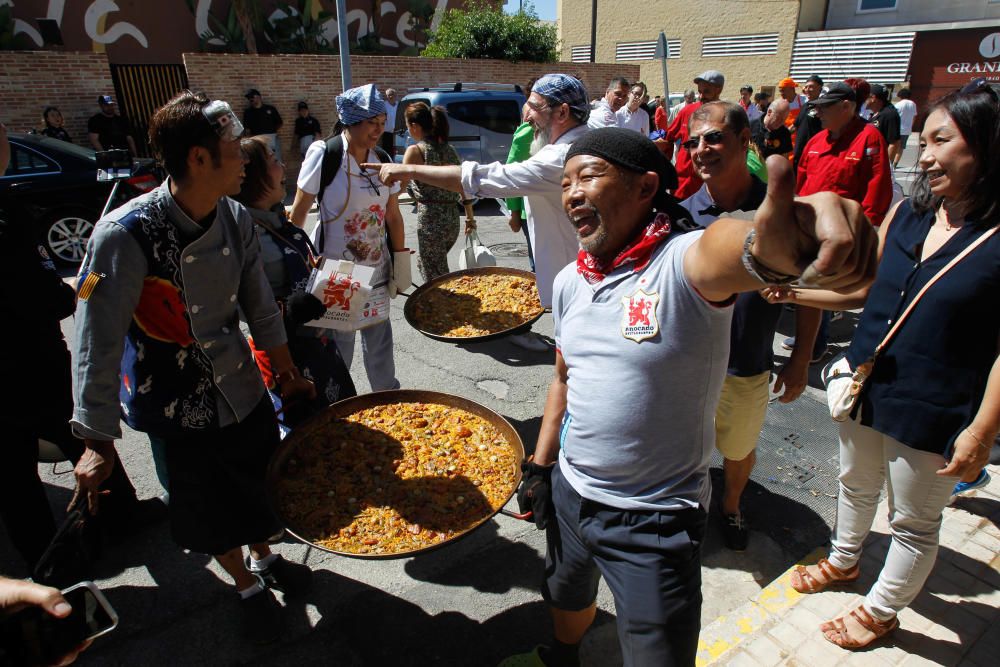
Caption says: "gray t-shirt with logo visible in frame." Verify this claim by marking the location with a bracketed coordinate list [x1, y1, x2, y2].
[553, 229, 733, 511]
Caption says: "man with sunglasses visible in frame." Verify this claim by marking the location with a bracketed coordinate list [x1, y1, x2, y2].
[680, 101, 820, 550]
[363, 73, 592, 352]
[70, 91, 316, 642]
[659, 70, 726, 199]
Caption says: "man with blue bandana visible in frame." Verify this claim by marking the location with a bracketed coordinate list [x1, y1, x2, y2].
[365, 73, 591, 352]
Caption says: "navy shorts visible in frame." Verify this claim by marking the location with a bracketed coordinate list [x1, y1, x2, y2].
[543, 465, 706, 667]
[161, 395, 283, 555]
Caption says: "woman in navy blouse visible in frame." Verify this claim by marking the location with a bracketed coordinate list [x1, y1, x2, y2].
[765, 80, 1000, 649]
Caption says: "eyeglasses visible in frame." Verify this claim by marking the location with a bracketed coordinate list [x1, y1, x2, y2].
[682, 129, 729, 152]
[202, 100, 244, 142]
[351, 168, 381, 196]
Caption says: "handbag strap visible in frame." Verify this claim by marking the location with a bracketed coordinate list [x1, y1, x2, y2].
[875, 224, 999, 356]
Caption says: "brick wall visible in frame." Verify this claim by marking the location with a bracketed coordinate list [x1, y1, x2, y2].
[0, 51, 115, 146]
[183, 53, 641, 180]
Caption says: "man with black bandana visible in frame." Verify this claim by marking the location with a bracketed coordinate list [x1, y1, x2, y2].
[71, 91, 315, 641]
[501, 127, 878, 667]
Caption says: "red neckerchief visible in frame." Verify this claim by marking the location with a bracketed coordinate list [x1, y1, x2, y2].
[577, 212, 672, 285]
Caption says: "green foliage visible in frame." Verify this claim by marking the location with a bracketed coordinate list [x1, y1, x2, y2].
[0, 5, 39, 50]
[422, 1, 558, 63]
[184, 0, 249, 53]
[268, 0, 336, 54]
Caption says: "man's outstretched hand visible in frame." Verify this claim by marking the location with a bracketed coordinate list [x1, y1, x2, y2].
[752, 156, 878, 293]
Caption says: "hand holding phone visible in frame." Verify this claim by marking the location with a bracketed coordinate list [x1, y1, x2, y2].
[0, 579, 116, 666]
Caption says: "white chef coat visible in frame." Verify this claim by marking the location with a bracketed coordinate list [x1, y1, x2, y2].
[460, 124, 589, 308]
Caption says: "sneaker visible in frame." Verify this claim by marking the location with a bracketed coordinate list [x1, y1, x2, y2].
[781, 337, 796, 351]
[238, 586, 281, 644]
[246, 554, 313, 596]
[952, 470, 991, 497]
[508, 332, 551, 352]
[830, 311, 844, 322]
[811, 345, 829, 364]
[723, 513, 749, 551]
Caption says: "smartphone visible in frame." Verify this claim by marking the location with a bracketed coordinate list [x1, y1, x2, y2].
[0, 581, 118, 667]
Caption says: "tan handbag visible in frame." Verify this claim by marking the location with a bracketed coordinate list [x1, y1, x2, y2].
[822, 225, 998, 422]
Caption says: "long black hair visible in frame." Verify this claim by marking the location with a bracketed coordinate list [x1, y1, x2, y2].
[911, 83, 1000, 225]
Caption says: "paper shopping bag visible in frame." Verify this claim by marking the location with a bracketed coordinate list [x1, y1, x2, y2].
[304, 259, 389, 331]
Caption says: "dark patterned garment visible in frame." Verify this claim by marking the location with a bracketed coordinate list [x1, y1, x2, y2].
[408, 140, 461, 281]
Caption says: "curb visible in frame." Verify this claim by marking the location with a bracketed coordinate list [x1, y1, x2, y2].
[696, 546, 826, 666]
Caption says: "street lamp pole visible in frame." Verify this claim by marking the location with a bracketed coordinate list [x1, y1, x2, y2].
[590, 0, 597, 63]
[335, 0, 353, 90]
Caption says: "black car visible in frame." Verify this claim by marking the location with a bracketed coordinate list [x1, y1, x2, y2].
[1, 133, 158, 265]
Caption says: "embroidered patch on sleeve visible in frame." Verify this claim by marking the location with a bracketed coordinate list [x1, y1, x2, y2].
[77, 270, 105, 300]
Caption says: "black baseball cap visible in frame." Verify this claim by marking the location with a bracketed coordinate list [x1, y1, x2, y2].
[245, 88, 261, 99]
[297, 101, 309, 110]
[740, 84, 753, 93]
[870, 84, 889, 101]
[807, 81, 856, 107]
[97, 95, 114, 105]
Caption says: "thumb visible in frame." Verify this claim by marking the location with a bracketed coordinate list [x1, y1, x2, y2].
[755, 155, 795, 234]
[10, 580, 73, 618]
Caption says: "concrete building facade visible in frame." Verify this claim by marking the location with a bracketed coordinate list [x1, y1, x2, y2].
[557, 0, 802, 101]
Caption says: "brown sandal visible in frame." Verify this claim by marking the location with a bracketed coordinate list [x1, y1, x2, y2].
[820, 604, 898, 649]
[790, 557, 860, 594]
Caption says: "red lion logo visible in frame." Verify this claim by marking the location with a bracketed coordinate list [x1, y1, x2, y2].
[627, 296, 651, 326]
[323, 279, 361, 311]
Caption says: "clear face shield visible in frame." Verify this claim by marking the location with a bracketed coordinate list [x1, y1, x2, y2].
[202, 100, 244, 142]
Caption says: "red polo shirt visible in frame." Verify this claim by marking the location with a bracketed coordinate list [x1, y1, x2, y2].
[664, 101, 703, 200]
[796, 115, 892, 226]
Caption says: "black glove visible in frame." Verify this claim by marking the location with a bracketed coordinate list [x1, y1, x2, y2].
[517, 461, 555, 530]
[283, 292, 327, 332]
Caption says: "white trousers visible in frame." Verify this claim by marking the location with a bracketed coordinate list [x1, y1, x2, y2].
[829, 417, 957, 620]
[331, 319, 399, 392]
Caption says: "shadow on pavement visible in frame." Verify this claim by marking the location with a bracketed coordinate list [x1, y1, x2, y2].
[454, 335, 556, 367]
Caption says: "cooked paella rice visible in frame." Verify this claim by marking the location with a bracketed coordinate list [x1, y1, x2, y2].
[275, 402, 518, 556]
[411, 274, 543, 337]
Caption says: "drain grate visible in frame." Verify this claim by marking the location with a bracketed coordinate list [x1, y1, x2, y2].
[709, 394, 843, 554]
[489, 243, 529, 257]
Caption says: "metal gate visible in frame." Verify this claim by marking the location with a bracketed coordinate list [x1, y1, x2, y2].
[110, 64, 189, 157]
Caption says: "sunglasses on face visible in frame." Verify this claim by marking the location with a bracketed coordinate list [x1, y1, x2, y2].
[682, 129, 728, 152]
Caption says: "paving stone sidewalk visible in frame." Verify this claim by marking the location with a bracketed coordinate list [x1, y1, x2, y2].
[698, 463, 1000, 667]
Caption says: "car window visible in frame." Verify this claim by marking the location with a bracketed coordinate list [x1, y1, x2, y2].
[445, 101, 521, 135]
[4, 144, 59, 176]
[396, 98, 430, 134]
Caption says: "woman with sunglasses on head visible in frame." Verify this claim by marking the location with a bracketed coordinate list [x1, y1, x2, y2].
[289, 84, 405, 392]
[235, 136, 356, 425]
[402, 102, 461, 281]
[764, 79, 1000, 650]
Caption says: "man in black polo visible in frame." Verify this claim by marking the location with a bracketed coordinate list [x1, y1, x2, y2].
[866, 84, 901, 166]
[88, 95, 137, 156]
[243, 88, 284, 161]
[792, 75, 823, 171]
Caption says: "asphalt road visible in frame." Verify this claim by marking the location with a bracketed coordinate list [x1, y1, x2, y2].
[7, 136, 926, 664]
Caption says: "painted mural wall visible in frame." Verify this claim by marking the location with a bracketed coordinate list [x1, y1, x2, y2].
[2, 0, 490, 63]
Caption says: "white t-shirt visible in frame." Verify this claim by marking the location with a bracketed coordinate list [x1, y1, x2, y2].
[616, 106, 649, 135]
[384, 102, 398, 132]
[587, 99, 618, 129]
[894, 99, 917, 135]
[297, 135, 400, 281]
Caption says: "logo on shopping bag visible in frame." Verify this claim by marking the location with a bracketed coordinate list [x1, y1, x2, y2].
[323, 276, 361, 311]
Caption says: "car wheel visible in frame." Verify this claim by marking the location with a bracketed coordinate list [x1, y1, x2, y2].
[44, 210, 95, 265]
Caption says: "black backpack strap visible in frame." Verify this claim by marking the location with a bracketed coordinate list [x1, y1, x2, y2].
[315, 135, 345, 254]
